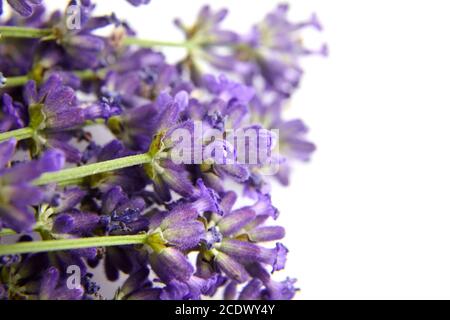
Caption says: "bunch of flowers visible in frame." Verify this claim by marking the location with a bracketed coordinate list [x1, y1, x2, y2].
[0, 0, 325, 300]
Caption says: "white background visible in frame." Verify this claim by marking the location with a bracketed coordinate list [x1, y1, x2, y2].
[45, 0, 450, 299]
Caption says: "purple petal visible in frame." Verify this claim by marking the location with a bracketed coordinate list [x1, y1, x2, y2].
[219, 191, 237, 215]
[217, 208, 256, 237]
[250, 195, 279, 219]
[52, 211, 100, 235]
[149, 247, 194, 283]
[0, 139, 16, 168]
[247, 226, 286, 243]
[238, 279, 263, 300]
[163, 221, 205, 250]
[271, 243, 288, 272]
[7, 184, 44, 206]
[191, 179, 222, 214]
[38, 75, 62, 102]
[37, 149, 66, 172]
[161, 204, 199, 230]
[39, 267, 59, 300]
[102, 186, 127, 215]
[54, 188, 86, 213]
[120, 268, 151, 297]
[0, 204, 36, 232]
[44, 86, 76, 113]
[159, 160, 194, 198]
[224, 281, 238, 300]
[214, 252, 249, 283]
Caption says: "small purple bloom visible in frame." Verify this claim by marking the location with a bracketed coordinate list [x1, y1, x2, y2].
[247, 263, 299, 300]
[214, 252, 250, 283]
[116, 268, 161, 300]
[39, 267, 84, 300]
[0, 94, 27, 133]
[125, 0, 151, 6]
[5, 0, 42, 17]
[149, 247, 194, 283]
[0, 140, 65, 232]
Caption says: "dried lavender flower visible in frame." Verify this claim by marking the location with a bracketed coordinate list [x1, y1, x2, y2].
[0, 1, 324, 301]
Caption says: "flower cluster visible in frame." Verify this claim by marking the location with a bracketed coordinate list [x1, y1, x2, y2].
[0, 1, 324, 300]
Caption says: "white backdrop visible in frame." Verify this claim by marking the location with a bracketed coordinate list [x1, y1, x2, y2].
[44, 0, 450, 299]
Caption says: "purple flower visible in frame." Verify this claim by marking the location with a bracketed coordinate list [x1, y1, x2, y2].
[240, 5, 327, 96]
[39, 267, 84, 300]
[125, 0, 151, 7]
[175, 5, 238, 47]
[0, 5, 46, 77]
[3, 0, 43, 17]
[24, 74, 110, 131]
[247, 263, 299, 300]
[52, 211, 100, 236]
[100, 186, 149, 235]
[149, 247, 194, 283]
[175, 6, 239, 84]
[238, 278, 264, 300]
[22, 74, 115, 161]
[251, 96, 316, 186]
[147, 202, 206, 252]
[53, 1, 109, 69]
[115, 268, 160, 300]
[0, 0, 320, 301]
[0, 139, 65, 232]
[203, 74, 255, 105]
[91, 245, 147, 282]
[183, 4, 326, 97]
[101, 49, 178, 111]
[0, 249, 87, 300]
[0, 94, 27, 133]
[160, 274, 224, 300]
[85, 140, 148, 193]
[218, 239, 287, 272]
[197, 190, 287, 284]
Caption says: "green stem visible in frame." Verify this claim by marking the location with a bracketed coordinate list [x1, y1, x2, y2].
[73, 68, 108, 81]
[1, 68, 108, 89]
[33, 153, 152, 186]
[1, 75, 29, 88]
[0, 234, 147, 255]
[0, 26, 53, 39]
[0, 26, 191, 48]
[0, 229, 17, 237]
[0, 127, 34, 142]
[123, 37, 193, 48]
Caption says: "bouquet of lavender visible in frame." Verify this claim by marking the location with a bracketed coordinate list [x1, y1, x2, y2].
[0, 0, 326, 300]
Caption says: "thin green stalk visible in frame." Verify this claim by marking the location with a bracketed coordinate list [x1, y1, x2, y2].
[0, 127, 34, 142]
[33, 153, 152, 186]
[0, 229, 17, 237]
[0, 26, 191, 48]
[73, 68, 108, 81]
[1, 75, 29, 88]
[0, 26, 53, 39]
[1, 68, 108, 89]
[123, 37, 193, 49]
[0, 234, 147, 255]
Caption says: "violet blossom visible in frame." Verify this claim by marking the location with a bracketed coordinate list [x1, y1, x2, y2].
[0, 0, 323, 301]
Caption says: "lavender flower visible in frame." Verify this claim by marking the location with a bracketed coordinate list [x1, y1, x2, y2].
[2, 0, 43, 17]
[0, 1, 322, 301]
[23, 74, 117, 161]
[0, 139, 65, 232]
[0, 93, 27, 132]
[237, 5, 327, 96]
[177, 4, 326, 97]
[125, 0, 151, 6]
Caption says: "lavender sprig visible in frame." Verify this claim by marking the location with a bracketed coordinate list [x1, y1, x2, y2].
[0, 1, 324, 300]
